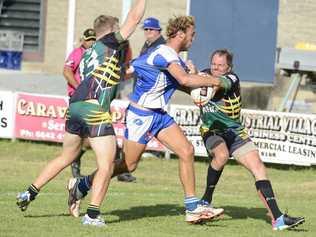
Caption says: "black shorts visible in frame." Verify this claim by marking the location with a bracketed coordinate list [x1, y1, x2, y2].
[202, 128, 256, 158]
[65, 100, 115, 138]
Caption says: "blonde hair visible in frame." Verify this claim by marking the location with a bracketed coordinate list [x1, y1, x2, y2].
[93, 15, 119, 35]
[166, 15, 195, 39]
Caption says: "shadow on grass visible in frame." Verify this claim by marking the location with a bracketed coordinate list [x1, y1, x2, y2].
[104, 204, 184, 223]
[219, 205, 308, 232]
[23, 204, 184, 221]
[23, 204, 308, 232]
[103, 205, 269, 224]
[220, 205, 269, 222]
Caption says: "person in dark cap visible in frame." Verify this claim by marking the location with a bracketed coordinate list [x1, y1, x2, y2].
[63, 28, 96, 178]
[139, 17, 166, 56]
[82, 28, 97, 41]
[63, 28, 96, 98]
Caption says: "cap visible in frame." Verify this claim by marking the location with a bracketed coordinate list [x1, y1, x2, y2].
[142, 17, 161, 30]
[82, 28, 96, 41]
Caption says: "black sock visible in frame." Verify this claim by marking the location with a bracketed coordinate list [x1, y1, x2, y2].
[115, 147, 123, 160]
[201, 165, 223, 204]
[255, 180, 283, 220]
[87, 204, 100, 219]
[71, 150, 85, 177]
[28, 184, 39, 201]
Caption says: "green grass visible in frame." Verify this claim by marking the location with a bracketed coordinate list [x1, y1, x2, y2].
[0, 139, 315, 237]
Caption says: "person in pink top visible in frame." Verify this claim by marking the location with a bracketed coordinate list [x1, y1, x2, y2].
[63, 28, 96, 97]
[63, 28, 96, 177]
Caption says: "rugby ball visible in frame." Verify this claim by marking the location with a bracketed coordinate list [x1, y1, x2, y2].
[190, 87, 214, 106]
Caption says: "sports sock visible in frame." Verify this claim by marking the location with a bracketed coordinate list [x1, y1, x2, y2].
[28, 184, 39, 201]
[87, 204, 100, 219]
[78, 175, 92, 195]
[201, 165, 223, 204]
[255, 180, 283, 220]
[184, 196, 199, 211]
[71, 150, 85, 177]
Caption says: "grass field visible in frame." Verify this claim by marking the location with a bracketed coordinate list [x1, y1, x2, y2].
[0, 139, 315, 237]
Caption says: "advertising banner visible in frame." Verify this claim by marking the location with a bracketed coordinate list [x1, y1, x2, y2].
[169, 104, 207, 156]
[13, 94, 165, 151]
[0, 90, 15, 138]
[14, 92, 68, 142]
[8, 91, 316, 166]
[170, 104, 316, 166]
[241, 109, 316, 166]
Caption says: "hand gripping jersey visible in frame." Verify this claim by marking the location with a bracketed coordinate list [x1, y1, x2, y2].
[199, 70, 248, 139]
[70, 32, 129, 111]
[130, 44, 186, 109]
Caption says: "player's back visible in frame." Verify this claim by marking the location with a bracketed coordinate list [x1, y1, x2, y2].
[71, 32, 129, 110]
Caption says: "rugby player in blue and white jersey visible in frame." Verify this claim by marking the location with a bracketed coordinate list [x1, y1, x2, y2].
[121, 15, 225, 223]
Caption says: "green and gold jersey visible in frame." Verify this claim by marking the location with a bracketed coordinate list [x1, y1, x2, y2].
[199, 70, 248, 139]
[70, 32, 129, 112]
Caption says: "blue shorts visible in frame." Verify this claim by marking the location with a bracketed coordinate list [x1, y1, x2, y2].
[124, 104, 175, 144]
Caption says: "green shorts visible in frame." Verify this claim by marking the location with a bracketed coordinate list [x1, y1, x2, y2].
[65, 100, 115, 138]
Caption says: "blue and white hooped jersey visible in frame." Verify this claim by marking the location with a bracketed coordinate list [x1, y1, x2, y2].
[129, 44, 186, 109]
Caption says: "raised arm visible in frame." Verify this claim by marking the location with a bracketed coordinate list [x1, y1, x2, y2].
[119, 0, 146, 40]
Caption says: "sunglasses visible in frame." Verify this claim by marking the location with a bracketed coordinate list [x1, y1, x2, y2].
[144, 28, 156, 31]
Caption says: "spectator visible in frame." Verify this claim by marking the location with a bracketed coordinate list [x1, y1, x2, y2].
[138, 17, 166, 159]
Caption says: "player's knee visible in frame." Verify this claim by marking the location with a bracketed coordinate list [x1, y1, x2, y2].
[178, 143, 195, 161]
[212, 150, 229, 168]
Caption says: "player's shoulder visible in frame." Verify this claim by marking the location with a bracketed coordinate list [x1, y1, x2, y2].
[99, 32, 127, 49]
[149, 45, 179, 62]
[224, 72, 239, 83]
[156, 44, 176, 54]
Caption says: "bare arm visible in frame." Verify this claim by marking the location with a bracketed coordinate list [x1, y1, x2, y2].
[168, 63, 221, 88]
[119, 0, 146, 40]
[63, 67, 79, 88]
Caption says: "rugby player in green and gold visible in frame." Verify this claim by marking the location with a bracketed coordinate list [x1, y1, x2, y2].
[16, 0, 146, 227]
[198, 49, 305, 230]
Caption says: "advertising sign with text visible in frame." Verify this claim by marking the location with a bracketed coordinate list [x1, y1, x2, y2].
[170, 104, 316, 166]
[0, 90, 15, 138]
[14, 92, 68, 142]
[241, 109, 316, 166]
[169, 104, 207, 156]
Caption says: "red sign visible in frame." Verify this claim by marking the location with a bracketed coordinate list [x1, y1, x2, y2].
[14, 93, 165, 151]
[15, 92, 68, 142]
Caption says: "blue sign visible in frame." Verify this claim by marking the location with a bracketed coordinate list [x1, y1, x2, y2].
[189, 0, 278, 84]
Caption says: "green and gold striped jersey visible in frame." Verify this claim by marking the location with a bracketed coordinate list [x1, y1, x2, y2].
[70, 32, 129, 112]
[199, 70, 247, 138]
